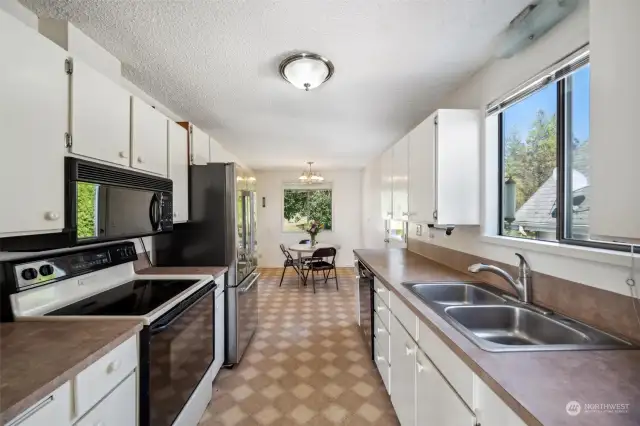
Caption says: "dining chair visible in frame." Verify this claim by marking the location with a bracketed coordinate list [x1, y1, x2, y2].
[303, 247, 338, 293]
[278, 244, 305, 287]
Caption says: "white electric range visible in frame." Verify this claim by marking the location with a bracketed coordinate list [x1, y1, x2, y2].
[3, 241, 217, 426]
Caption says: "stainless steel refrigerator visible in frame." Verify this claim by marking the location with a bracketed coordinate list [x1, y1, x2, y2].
[154, 162, 258, 365]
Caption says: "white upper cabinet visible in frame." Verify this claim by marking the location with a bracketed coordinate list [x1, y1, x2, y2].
[130, 96, 168, 176]
[189, 124, 210, 165]
[0, 10, 67, 236]
[380, 147, 394, 219]
[168, 121, 189, 223]
[392, 135, 409, 221]
[408, 109, 480, 225]
[416, 350, 476, 426]
[589, 0, 640, 244]
[408, 115, 436, 223]
[69, 58, 131, 166]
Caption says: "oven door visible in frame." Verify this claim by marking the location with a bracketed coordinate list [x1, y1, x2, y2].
[71, 181, 170, 243]
[147, 281, 215, 426]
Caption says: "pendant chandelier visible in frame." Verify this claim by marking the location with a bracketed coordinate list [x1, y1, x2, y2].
[299, 162, 324, 183]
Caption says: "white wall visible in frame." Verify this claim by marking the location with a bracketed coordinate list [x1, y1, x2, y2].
[0, 0, 36, 29]
[361, 1, 638, 297]
[394, 1, 637, 297]
[256, 170, 362, 267]
[361, 157, 386, 249]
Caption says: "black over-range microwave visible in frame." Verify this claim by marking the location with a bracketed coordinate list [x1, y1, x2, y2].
[0, 158, 173, 251]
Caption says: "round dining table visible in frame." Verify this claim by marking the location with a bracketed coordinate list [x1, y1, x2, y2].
[288, 243, 339, 286]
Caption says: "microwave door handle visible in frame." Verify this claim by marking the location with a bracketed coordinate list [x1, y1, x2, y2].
[149, 194, 160, 230]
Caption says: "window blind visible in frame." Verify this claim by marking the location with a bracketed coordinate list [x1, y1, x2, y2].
[486, 43, 589, 116]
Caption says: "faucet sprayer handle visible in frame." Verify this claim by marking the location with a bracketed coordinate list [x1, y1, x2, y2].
[515, 253, 531, 277]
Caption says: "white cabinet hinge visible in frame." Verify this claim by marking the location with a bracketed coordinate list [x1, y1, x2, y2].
[64, 58, 73, 75]
[64, 132, 72, 148]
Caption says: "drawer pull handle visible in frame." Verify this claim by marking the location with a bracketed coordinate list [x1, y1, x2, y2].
[106, 359, 121, 374]
[377, 327, 386, 334]
[405, 346, 415, 356]
[376, 355, 386, 362]
[377, 305, 385, 312]
[417, 362, 424, 373]
[377, 288, 386, 293]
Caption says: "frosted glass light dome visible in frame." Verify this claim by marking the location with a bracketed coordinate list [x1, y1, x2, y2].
[279, 53, 334, 91]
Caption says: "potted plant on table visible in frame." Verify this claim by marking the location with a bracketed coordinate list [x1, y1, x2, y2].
[298, 220, 323, 247]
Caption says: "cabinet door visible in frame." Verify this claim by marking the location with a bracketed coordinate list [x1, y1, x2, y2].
[392, 136, 409, 221]
[380, 147, 394, 219]
[408, 115, 436, 223]
[75, 372, 136, 426]
[212, 292, 225, 379]
[390, 315, 416, 426]
[131, 97, 168, 175]
[0, 10, 67, 236]
[168, 121, 189, 223]
[190, 125, 210, 165]
[70, 59, 131, 166]
[416, 350, 476, 426]
[474, 378, 526, 426]
[6, 381, 71, 426]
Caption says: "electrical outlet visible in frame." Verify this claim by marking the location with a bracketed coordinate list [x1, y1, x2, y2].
[416, 224, 423, 236]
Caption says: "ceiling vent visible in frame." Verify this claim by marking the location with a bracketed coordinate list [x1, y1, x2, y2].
[494, 0, 579, 59]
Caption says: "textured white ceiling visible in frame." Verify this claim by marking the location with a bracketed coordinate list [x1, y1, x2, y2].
[20, 0, 528, 170]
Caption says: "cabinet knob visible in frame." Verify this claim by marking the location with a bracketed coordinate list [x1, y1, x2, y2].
[417, 362, 425, 373]
[119, 151, 128, 159]
[376, 305, 385, 312]
[377, 327, 385, 334]
[94, 422, 105, 426]
[106, 359, 121, 374]
[137, 156, 144, 163]
[405, 346, 415, 356]
[376, 355, 385, 362]
[377, 288, 386, 294]
[44, 211, 60, 221]
[173, 212, 177, 218]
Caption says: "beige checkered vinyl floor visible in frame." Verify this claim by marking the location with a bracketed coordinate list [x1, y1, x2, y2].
[198, 268, 399, 426]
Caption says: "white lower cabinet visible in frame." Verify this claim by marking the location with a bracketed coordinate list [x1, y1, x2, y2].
[416, 349, 476, 426]
[75, 372, 136, 426]
[474, 379, 527, 426]
[389, 315, 416, 426]
[6, 382, 71, 426]
[366, 279, 528, 426]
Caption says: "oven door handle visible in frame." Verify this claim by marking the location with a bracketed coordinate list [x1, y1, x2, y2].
[240, 273, 260, 293]
[150, 283, 215, 335]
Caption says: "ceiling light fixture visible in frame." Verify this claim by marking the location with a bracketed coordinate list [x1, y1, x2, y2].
[299, 162, 324, 183]
[279, 52, 334, 91]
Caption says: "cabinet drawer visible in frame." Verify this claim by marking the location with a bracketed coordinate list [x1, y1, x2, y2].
[418, 320, 473, 407]
[389, 291, 418, 340]
[373, 293, 390, 332]
[373, 279, 390, 307]
[75, 335, 138, 418]
[7, 381, 71, 426]
[75, 372, 136, 426]
[373, 311, 391, 364]
[374, 339, 390, 394]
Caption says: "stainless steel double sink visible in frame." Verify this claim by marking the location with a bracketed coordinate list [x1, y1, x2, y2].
[404, 282, 635, 352]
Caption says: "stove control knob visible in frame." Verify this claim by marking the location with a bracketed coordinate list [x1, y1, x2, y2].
[21, 268, 38, 281]
[39, 264, 54, 276]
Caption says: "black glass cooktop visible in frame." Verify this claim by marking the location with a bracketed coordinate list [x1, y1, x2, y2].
[46, 279, 200, 316]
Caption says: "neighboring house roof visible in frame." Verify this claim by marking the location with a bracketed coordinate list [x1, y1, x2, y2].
[512, 142, 590, 233]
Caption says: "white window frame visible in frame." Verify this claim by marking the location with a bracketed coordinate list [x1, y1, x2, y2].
[281, 182, 334, 234]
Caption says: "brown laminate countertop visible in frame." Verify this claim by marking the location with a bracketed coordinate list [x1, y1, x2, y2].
[137, 266, 228, 279]
[354, 248, 640, 426]
[0, 320, 142, 425]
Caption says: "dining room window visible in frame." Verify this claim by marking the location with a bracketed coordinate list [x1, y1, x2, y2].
[282, 185, 333, 232]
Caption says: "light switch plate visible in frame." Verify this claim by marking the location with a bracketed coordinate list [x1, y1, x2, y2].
[416, 224, 423, 236]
